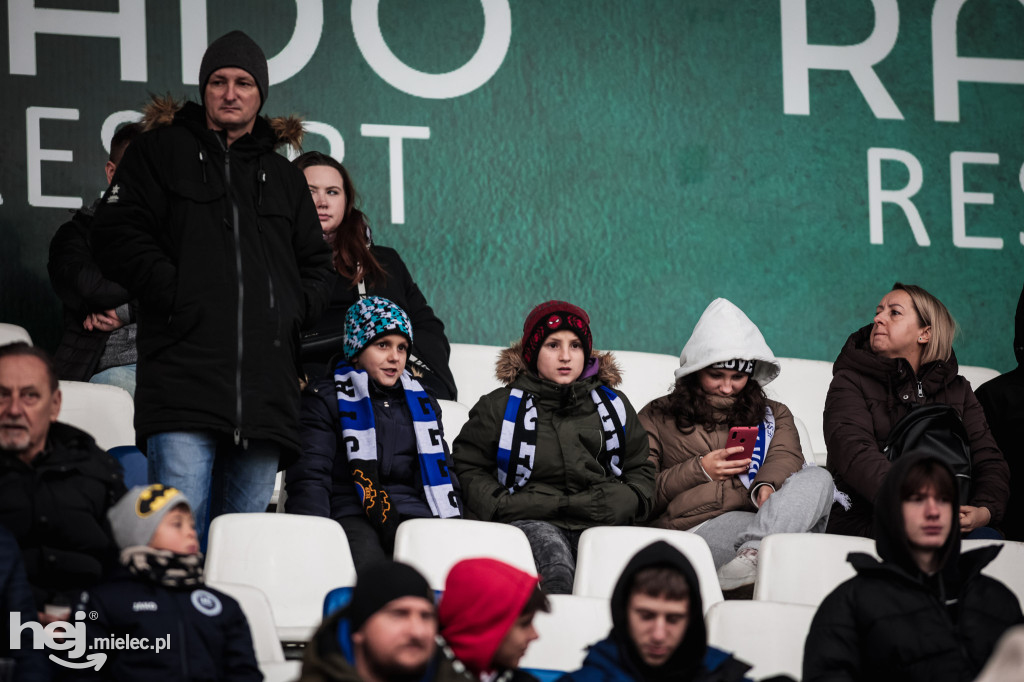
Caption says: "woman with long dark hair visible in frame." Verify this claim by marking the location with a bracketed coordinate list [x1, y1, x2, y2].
[639, 298, 833, 591]
[293, 151, 456, 399]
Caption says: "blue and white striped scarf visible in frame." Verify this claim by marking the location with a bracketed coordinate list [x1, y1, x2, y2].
[334, 361, 461, 531]
[738, 405, 775, 490]
[496, 385, 628, 493]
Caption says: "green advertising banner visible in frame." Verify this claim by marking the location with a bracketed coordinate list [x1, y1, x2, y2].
[2, 0, 1021, 371]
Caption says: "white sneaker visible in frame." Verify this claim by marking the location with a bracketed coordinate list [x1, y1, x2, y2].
[717, 547, 758, 591]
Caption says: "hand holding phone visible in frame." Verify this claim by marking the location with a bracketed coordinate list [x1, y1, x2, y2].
[726, 426, 758, 462]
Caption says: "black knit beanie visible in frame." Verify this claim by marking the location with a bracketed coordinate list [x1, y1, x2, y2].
[199, 30, 269, 109]
[347, 561, 434, 632]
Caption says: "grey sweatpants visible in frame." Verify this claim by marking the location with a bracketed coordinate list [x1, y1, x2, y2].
[693, 465, 834, 568]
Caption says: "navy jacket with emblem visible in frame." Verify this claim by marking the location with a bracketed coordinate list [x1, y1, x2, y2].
[71, 571, 260, 681]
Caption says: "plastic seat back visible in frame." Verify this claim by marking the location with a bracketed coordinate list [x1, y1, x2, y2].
[573, 526, 723, 612]
[0, 323, 32, 345]
[962, 538, 1024, 610]
[205, 513, 356, 643]
[58, 380, 135, 450]
[753, 533, 877, 606]
[392, 518, 537, 591]
[519, 594, 611, 675]
[706, 600, 816, 680]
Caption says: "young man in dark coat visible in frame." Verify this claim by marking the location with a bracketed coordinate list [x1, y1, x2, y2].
[0, 342, 125, 621]
[976, 281, 1024, 541]
[89, 30, 333, 546]
[47, 122, 141, 395]
[561, 541, 751, 682]
[803, 453, 1024, 682]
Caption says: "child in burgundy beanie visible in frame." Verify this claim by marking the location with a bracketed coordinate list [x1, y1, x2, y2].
[452, 300, 655, 596]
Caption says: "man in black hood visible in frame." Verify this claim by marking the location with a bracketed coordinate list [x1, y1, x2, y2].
[562, 540, 750, 681]
[976, 280, 1024, 541]
[804, 453, 1023, 682]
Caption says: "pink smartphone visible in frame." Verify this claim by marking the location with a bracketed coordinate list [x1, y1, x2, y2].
[726, 426, 758, 461]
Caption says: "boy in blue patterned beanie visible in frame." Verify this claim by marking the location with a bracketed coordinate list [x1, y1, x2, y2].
[286, 296, 461, 569]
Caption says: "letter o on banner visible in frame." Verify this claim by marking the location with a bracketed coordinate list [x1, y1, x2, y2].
[351, 0, 511, 99]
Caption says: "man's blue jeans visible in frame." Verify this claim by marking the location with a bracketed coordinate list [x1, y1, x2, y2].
[147, 431, 280, 550]
[90, 363, 137, 399]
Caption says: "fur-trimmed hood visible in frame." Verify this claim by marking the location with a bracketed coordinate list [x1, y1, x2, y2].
[496, 340, 622, 387]
[140, 94, 306, 150]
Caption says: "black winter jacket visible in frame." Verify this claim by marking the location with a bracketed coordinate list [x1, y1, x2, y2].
[804, 454, 1023, 682]
[48, 201, 134, 381]
[71, 572, 260, 681]
[90, 101, 333, 459]
[975, 281, 1024, 540]
[0, 422, 126, 609]
[285, 373, 460, 520]
[300, 246, 456, 399]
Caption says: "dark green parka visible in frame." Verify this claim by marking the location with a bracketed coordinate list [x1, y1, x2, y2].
[452, 342, 654, 529]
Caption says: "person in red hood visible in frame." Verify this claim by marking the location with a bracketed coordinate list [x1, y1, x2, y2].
[438, 558, 550, 681]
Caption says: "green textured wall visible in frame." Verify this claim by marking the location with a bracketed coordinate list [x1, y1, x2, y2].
[2, 0, 1021, 371]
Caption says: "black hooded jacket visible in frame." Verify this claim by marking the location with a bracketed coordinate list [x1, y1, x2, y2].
[90, 101, 333, 460]
[975, 281, 1024, 540]
[803, 454, 1023, 682]
[561, 541, 750, 682]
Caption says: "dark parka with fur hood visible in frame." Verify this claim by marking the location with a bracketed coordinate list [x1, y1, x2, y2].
[90, 98, 333, 459]
[823, 324, 1008, 537]
[803, 454, 1023, 682]
[452, 343, 655, 529]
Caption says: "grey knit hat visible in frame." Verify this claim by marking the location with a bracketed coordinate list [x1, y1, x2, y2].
[108, 484, 193, 550]
[199, 30, 269, 109]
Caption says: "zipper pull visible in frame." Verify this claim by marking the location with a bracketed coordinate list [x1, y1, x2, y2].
[917, 381, 924, 398]
[234, 428, 241, 445]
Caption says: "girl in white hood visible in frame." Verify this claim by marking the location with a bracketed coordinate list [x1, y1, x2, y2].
[639, 299, 834, 591]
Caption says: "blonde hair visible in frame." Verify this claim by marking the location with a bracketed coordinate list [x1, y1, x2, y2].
[892, 283, 957, 364]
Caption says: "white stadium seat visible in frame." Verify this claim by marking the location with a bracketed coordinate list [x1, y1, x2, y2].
[706, 600, 817, 680]
[204, 581, 302, 682]
[437, 399, 471, 447]
[0, 323, 32, 345]
[753, 533, 876, 607]
[392, 518, 537, 591]
[962, 538, 1024, 610]
[57, 380, 135, 450]
[573, 526, 723, 613]
[205, 513, 356, 644]
[448, 343, 504, 409]
[519, 594, 611, 675]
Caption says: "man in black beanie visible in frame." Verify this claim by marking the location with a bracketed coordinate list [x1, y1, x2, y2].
[90, 30, 332, 548]
[299, 560, 452, 682]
